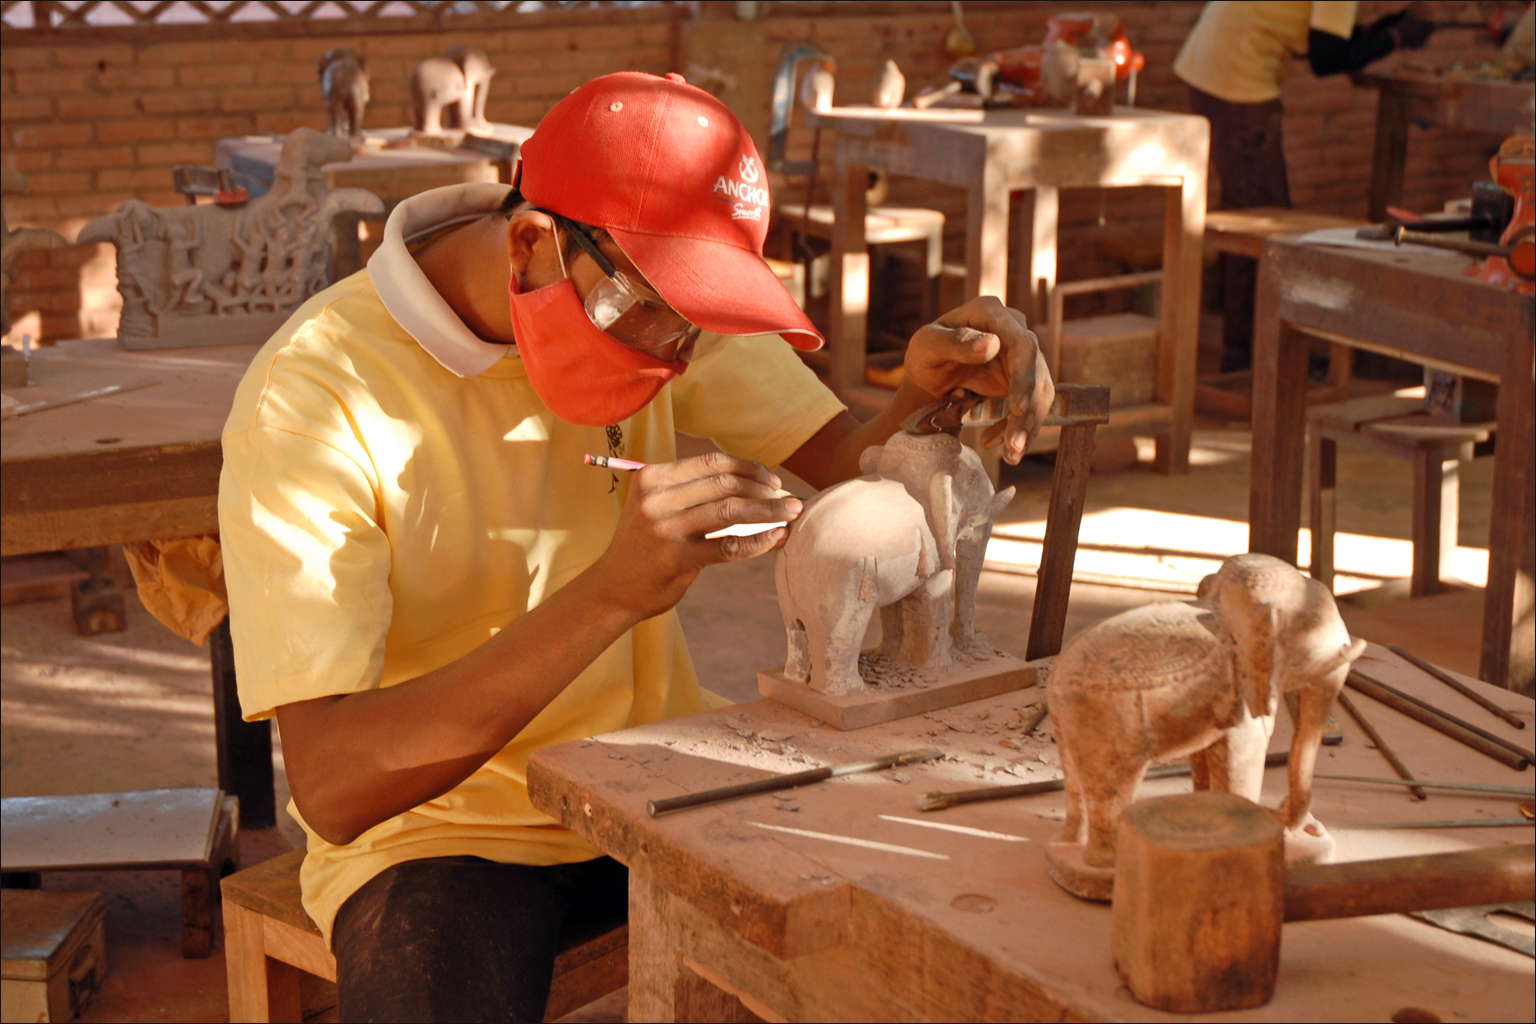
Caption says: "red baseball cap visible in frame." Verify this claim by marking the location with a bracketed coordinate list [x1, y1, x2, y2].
[517, 71, 823, 351]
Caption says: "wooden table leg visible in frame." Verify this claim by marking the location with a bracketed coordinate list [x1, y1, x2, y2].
[1480, 322, 1535, 692]
[1248, 248, 1310, 565]
[1009, 184, 1054, 315]
[1327, 342, 1353, 400]
[210, 618, 276, 829]
[829, 156, 869, 400]
[1409, 449, 1460, 598]
[629, 874, 765, 1023]
[1309, 432, 1336, 591]
[1155, 166, 1205, 475]
[1366, 89, 1409, 224]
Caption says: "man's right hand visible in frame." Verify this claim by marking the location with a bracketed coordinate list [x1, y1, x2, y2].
[590, 451, 803, 622]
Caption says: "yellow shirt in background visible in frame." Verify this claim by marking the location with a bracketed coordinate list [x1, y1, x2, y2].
[1175, 1, 1360, 103]
[218, 270, 844, 944]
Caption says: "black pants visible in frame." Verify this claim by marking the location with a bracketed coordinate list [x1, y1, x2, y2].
[1187, 85, 1291, 372]
[333, 855, 628, 1024]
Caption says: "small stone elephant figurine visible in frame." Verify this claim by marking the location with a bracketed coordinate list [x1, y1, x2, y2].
[318, 47, 369, 138]
[1045, 553, 1365, 900]
[411, 47, 496, 136]
[775, 432, 1014, 696]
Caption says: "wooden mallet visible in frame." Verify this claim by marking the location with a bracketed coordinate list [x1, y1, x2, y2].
[1111, 792, 1535, 1013]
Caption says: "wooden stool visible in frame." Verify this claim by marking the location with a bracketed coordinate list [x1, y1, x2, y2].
[0, 890, 107, 1023]
[221, 849, 629, 1023]
[0, 789, 238, 959]
[1307, 394, 1493, 597]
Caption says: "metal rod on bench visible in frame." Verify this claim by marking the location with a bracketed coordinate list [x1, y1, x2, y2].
[1026, 383, 1109, 660]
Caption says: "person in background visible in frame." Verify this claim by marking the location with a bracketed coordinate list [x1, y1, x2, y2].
[1174, 1, 1438, 372]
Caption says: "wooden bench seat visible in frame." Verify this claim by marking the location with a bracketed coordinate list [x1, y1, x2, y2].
[221, 848, 628, 1023]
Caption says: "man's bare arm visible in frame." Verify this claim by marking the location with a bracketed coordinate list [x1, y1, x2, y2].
[276, 453, 802, 845]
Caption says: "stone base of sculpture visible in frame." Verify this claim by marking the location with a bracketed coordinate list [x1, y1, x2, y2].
[759, 649, 1041, 731]
[1045, 840, 1116, 901]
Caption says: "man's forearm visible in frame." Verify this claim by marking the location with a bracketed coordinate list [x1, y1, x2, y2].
[276, 566, 639, 845]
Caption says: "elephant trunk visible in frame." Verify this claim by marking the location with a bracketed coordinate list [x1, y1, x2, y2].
[75, 215, 119, 248]
[1280, 640, 1363, 830]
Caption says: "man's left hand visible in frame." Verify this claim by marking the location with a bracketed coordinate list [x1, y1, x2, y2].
[903, 295, 1055, 465]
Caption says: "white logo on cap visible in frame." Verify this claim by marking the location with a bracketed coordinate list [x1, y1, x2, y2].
[739, 155, 759, 184]
[731, 202, 762, 221]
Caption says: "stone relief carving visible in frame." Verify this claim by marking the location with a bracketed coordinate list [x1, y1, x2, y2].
[76, 129, 383, 349]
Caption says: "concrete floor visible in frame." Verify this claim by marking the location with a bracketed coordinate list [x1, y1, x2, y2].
[0, 423, 1493, 1023]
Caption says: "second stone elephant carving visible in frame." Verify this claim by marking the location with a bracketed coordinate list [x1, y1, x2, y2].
[775, 432, 1014, 696]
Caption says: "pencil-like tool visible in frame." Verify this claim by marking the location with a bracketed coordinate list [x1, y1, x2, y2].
[648, 748, 943, 817]
[1387, 643, 1526, 730]
[916, 752, 1291, 811]
[584, 453, 647, 471]
[1336, 690, 1427, 800]
[1347, 669, 1532, 770]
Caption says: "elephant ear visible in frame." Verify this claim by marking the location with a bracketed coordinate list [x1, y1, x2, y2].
[1237, 605, 1278, 719]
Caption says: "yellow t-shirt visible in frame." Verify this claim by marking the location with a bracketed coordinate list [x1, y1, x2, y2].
[1174, 1, 1360, 103]
[218, 268, 843, 945]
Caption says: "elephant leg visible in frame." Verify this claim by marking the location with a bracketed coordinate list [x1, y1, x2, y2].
[775, 553, 810, 683]
[1083, 759, 1148, 869]
[808, 561, 877, 696]
[1189, 748, 1212, 791]
[876, 602, 904, 662]
[894, 569, 954, 671]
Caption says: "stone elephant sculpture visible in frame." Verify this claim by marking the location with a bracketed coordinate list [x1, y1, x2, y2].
[319, 47, 370, 138]
[1045, 553, 1365, 900]
[411, 57, 467, 136]
[446, 45, 496, 131]
[775, 432, 1014, 696]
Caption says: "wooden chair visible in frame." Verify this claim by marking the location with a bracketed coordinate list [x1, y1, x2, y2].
[777, 202, 945, 321]
[221, 849, 629, 1023]
[1306, 394, 1493, 597]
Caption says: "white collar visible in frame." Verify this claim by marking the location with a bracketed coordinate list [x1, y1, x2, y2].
[368, 182, 517, 378]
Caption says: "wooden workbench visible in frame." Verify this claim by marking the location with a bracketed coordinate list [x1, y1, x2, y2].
[0, 338, 255, 555]
[806, 105, 1208, 473]
[1, 337, 275, 825]
[1353, 68, 1536, 222]
[528, 640, 1533, 1021]
[1248, 234, 1534, 692]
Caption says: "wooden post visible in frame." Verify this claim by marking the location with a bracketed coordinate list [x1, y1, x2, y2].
[1154, 152, 1206, 475]
[210, 618, 276, 829]
[1308, 432, 1336, 590]
[828, 156, 869, 399]
[1366, 89, 1410, 223]
[1026, 384, 1107, 661]
[1481, 314, 1536, 691]
[1247, 243, 1310, 566]
[1112, 793, 1285, 1014]
[1022, 184, 1055, 313]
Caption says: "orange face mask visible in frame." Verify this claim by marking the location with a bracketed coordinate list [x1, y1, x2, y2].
[508, 271, 688, 427]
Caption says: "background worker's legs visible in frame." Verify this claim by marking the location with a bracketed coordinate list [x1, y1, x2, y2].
[333, 855, 628, 1023]
[1187, 86, 1291, 373]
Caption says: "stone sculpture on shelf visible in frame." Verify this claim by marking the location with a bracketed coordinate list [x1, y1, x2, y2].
[76, 129, 383, 350]
[762, 431, 1037, 730]
[410, 46, 497, 138]
[446, 45, 496, 132]
[319, 47, 370, 138]
[1, 167, 69, 337]
[1045, 553, 1366, 900]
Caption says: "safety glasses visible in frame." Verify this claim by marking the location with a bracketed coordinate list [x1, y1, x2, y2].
[545, 211, 702, 361]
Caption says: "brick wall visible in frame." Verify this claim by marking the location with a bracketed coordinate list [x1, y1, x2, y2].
[0, 1, 1512, 343]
